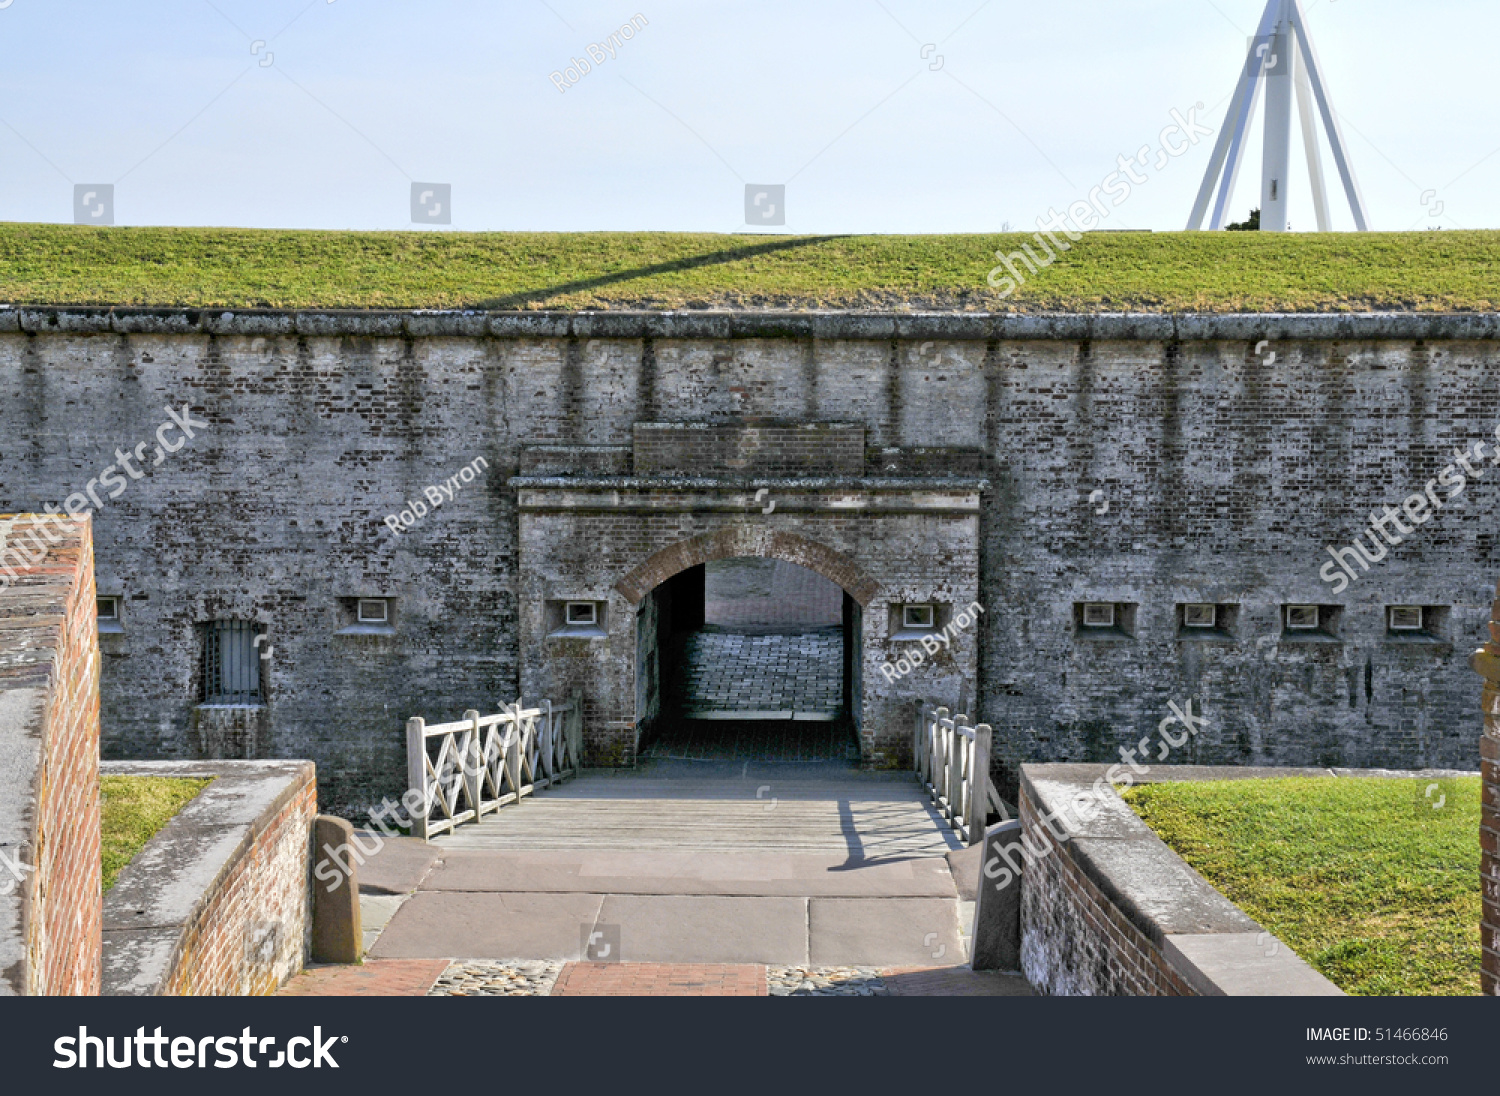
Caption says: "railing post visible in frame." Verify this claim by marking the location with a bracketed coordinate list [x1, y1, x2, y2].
[541, 699, 555, 784]
[952, 713, 970, 830]
[462, 710, 482, 816]
[506, 697, 524, 801]
[934, 707, 950, 813]
[405, 716, 429, 841]
[569, 689, 584, 771]
[914, 700, 926, 783]
[971, 723, 992, 846]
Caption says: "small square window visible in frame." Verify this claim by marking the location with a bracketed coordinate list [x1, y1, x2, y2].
[566, 601, 598, 626]
[1388, 605, 1423, 632]
[1183, 604, 1217, 629]
[902, 604, 935, 631]
[1082, 603, 1116, 628]
[97, 596, 119, 620]
[1285, 605, 1320, 631]
[357, 598, 390, 624]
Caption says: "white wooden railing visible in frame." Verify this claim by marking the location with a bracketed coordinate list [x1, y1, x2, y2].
[405, 693, 583, 840]
[914, 702, 996, 846]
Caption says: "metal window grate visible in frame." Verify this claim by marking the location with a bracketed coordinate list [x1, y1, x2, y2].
[1285, 605, 1320, 631]
[902, 604, 935, 630]
[201, 620, 263, 705]
[1183, 604, 1217, 629]
[1388, 605, 1424, 632]
[1082, 603, 1116, 628]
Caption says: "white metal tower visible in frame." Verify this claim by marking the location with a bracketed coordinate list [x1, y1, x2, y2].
[1187, 0, 1369, 232]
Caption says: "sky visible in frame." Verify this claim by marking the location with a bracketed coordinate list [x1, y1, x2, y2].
[0, 0, 1494, 235]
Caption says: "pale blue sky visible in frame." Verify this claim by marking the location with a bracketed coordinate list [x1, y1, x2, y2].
[0, 0, 1493, 233]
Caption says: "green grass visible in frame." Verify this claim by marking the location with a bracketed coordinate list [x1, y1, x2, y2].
[1122, 777, 1483, 996]
[100, 775, 212, 893]
[1, 223, 1497, 312]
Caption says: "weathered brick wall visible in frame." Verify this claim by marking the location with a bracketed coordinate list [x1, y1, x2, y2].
[101, 760, 315, 996]
[1470, 588, 1500, 996]
[1, 312, 1495, 814]
[0, 514, 101, 996]
[1017, 780, 1197, 996]
[633, 422, 865, 474]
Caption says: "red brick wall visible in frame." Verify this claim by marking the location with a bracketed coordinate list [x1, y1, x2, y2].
[1473, 591, 1500, 996]
[1017, 783, 1197, 996]
[0, 514, 101, 996]
[159, 769, 316, 996]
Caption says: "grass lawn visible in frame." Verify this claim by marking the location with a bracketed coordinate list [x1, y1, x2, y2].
[1, 223, 1498, 312]
[100, 775, 212, 893]
[1122, 776, 1483, 996]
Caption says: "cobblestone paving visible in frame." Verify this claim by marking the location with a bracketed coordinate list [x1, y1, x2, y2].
[676, 629, 843, 715]
[428, 959, 564, 996]
[766, 966, 889, 996]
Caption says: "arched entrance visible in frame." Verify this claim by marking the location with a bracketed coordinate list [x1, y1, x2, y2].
[616, 528, 876, 762]
[513, 435, 984, 771]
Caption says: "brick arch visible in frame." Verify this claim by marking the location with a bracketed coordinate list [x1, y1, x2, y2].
[614, 526, 882, 607]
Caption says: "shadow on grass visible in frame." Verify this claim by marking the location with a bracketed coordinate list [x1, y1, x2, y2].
[473, 234, 845, 309]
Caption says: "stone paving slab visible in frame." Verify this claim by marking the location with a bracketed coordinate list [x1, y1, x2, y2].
[551, 962, 767, 996]
[277, 959, 449, 996]
[807, 898, 965, 968]
[354, 832, 440, 895]
[368, 892, 605, 960]
[593, 895, 810, 965]
[423, 850, 958, 898]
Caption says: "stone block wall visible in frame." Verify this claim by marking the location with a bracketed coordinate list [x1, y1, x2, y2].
[101, 760, 316, 996]
[0, 513, 101, 996]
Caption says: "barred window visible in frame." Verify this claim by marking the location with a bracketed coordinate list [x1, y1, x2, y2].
[201, 620, 263, 705]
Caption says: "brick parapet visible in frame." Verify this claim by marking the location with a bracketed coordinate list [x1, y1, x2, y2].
[100, 759, 316, 996]
[1470, 619, 1500, 996]
[0, 514, 101, 996]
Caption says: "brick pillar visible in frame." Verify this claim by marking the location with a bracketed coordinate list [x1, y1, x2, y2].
[1470, 590, 1500, 996]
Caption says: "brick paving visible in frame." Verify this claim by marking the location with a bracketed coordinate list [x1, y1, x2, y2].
[280, 960, 1030, 996]
[550, 962, 767, 996]
[277, 958, 450, 996]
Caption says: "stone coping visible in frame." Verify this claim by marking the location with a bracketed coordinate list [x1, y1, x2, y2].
[1019, 763, 1475, 996]
[510, 475, 990, 491]
[100, 759, 314, 996]
[3, 307, 1499, 341]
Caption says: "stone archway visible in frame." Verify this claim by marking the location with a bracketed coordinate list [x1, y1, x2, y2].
[620, 527, 874, 760]
[614, 526, 881, 607]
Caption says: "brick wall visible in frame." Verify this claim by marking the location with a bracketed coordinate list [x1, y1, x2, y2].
[0, 312, 1495, 814]
[1469, 589, 1500, 996]
[0, 513, 102, 996]
[1017, 780, 1196, 996]
[101, 760, 316, 996]
[633, 422, 865, 475]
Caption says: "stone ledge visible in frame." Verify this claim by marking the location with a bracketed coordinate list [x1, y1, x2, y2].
[5, 307, 1500, 341]
[100, 759, 315, 996]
